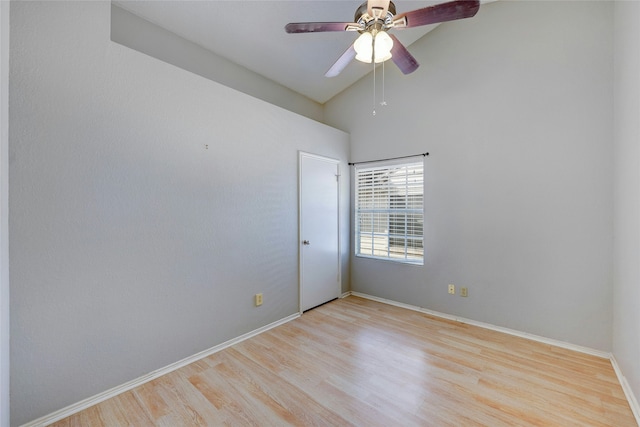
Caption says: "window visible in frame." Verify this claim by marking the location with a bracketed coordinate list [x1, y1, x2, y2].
[355, 160, 424, 264]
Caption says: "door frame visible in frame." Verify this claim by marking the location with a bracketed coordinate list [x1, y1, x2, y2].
[298, 151, 341, 314]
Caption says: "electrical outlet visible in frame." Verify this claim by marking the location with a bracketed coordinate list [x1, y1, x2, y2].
[448, 284, 455, 295]
[255, 293, 263, 306]
[460, 287, 468, 297]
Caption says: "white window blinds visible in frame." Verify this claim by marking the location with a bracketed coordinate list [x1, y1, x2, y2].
[355, 161, 424, 264]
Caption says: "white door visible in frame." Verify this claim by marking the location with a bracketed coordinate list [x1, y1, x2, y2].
[299, 152, 340, 312]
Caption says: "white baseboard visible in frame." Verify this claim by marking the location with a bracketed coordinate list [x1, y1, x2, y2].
[611, 355, 640, 426]
[24, 293, 640, 427]
[350, 291, 640, 425]
[22, 313, 300, 427]
[349, 291, 610, 359]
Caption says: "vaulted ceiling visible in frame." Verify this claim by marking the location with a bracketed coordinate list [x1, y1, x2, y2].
[113, 1, 464, 104]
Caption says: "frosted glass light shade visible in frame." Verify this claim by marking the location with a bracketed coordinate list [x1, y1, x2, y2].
[354, 32, 373, 62]
[354, 31, 393, 64]
[374, 31, 393, 62]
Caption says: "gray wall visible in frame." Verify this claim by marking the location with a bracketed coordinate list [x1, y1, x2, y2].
[325, 1, 614, 351]
[110, 4, 325, 124]
[9, 2, 349, 425]
[613, 0, 640, 409]
[1, 1, 10, 425]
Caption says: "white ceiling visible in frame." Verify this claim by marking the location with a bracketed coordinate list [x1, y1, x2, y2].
[114, 1, 451, 104]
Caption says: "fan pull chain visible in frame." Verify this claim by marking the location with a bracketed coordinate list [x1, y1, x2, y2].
[372, 35, 376, 116]
[372, 60, 376, 116]
[381, 63, 385, 107]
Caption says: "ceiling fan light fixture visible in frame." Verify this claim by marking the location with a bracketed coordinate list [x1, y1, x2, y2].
[354, 32, 373, 62]
[354, 30, 393, 64]
[374, 30, 393, 62]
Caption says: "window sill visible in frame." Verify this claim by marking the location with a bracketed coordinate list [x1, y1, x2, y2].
[355, 254, 423, 266]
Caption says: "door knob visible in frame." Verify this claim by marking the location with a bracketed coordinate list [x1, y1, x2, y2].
[302, 240, 310, 245]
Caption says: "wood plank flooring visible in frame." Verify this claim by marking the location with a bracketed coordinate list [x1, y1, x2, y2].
[52, 296, 637, 426]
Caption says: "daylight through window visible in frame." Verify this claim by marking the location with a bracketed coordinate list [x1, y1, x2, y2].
[355, 160, 424, 264]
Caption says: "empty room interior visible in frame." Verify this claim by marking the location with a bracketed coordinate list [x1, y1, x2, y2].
[1, 0, 640, 426]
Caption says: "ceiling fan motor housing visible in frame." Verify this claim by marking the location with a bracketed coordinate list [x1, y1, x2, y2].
[355, 1, 397, 32]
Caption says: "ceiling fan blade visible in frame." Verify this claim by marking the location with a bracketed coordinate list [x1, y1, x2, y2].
[325, 44, 357, 78]
[392, 0, 480, 29]
[367, 0, 391, 20]
[285, 22, 360, 33]
[389, 34, 419, 74]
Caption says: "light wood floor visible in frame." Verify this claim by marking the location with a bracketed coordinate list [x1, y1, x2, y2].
[53, 296, 636, 426]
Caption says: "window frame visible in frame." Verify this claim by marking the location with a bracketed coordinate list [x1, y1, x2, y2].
[354, 159, 424, 265]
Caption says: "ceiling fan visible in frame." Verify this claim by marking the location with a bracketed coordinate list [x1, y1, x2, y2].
[285, 0, 480, 77]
